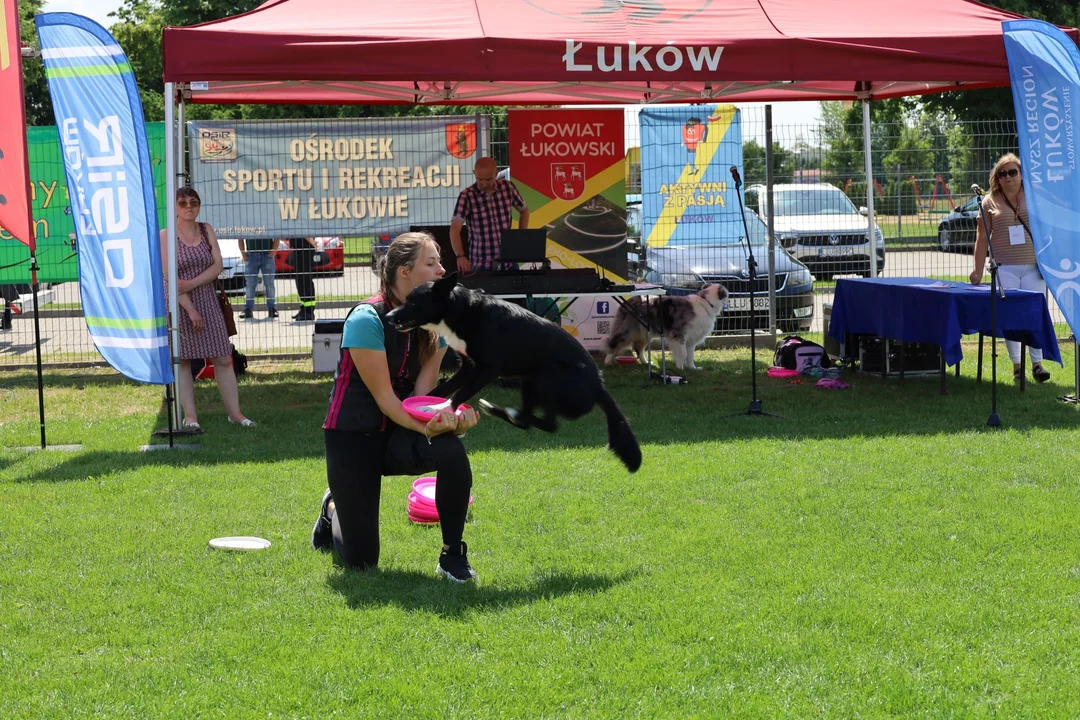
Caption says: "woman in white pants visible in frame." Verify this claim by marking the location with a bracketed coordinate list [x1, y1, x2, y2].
[969, 153, 1051, 383]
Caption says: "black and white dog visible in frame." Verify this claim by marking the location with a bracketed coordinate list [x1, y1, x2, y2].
[604, 284, 728, 370]
[385, 274, 641, 472]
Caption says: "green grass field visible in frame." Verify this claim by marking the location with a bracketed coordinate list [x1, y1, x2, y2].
[3, 347, 1080, 718]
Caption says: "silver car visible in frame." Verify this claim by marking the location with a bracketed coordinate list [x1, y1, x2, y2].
[745, 183, 886, 280]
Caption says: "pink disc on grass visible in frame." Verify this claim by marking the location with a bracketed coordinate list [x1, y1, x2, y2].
[615, 356, 637, 365]
[409, 504, 440, 522]
[411, 477, 473, 507]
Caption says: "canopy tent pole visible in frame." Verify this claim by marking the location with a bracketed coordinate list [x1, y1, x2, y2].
[862, 100, 878, 278]
[765, 105, 777, 333]
[165, 82, 181, 430]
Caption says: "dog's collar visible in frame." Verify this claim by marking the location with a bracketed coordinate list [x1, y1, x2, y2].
[700, 293, 719, 312]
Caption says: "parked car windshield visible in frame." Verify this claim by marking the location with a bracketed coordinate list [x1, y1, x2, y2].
[774, 188, 858, 216]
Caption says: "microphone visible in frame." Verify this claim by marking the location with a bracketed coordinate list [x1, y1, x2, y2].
[729, 166, 741, 186]
[971, 184, 984, 197]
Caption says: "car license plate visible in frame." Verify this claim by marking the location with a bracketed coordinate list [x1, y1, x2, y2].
[728, 296, 770, 311]
[818, 247, 854, 257]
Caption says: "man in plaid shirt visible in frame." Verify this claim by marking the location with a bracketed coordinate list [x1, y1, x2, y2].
[450, 157, 530, 273]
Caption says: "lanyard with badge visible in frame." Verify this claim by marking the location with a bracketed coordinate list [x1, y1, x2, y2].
[1001, 194, 1033, 247]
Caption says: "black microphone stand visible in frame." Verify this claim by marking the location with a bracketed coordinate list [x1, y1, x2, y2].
[973, 187, 1003, 427]
[729, 168, 780, 418]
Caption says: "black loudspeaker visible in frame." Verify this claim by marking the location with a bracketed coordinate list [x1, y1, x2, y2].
[858, 336, 941, 376]
[822, 302, 858, 362]
[410, 224, 468, 271]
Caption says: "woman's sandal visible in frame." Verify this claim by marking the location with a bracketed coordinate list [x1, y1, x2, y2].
[1013, 368, 1022, 383]
[1033, 365, 1051, 383]
[182, 420, 203, 433]
[227, 417, 257, 427]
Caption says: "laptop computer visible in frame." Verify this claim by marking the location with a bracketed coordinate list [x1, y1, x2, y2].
[498, 229, 548, 266]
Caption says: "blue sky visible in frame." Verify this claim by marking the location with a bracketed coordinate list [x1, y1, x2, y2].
[41, 0, 123, 26]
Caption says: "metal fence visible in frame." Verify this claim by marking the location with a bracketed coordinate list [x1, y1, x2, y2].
[0, 108, 1066, 371]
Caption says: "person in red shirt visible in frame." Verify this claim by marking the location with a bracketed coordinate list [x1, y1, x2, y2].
[682, 117, 708, 176]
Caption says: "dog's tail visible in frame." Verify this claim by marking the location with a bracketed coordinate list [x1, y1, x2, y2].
[603, 304, 638, 353]
[597, 387, 642, 472]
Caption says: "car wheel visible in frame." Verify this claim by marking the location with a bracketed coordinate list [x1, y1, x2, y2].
[939, 228, 952, 253]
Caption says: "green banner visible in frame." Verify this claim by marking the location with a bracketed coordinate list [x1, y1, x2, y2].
[0, 122, 165, 283]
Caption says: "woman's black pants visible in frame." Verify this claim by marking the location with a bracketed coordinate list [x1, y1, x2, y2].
[324, 426, 472, 570]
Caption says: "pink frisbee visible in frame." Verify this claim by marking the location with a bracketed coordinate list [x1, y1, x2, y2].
[615, 356, 637, 365]
[407, 511, 439, 525]
[411, 477, 473, 507]
[402, 396, 473, 422]
[408, 503, 441, 521]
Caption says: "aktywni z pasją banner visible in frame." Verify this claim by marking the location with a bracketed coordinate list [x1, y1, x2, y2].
[36, 13, 172, 384]
[640, 104, 743, 251]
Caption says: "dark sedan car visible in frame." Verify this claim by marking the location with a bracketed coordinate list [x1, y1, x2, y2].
[639, 208, 815, 334]
[937, 197, 979, 253]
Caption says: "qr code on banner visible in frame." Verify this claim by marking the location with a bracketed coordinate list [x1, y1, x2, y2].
[596, 320, 611, 335]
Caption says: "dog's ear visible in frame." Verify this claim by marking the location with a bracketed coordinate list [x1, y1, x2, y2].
[433, 273, 459, 297]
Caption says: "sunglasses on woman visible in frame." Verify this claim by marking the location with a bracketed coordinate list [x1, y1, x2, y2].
[176, 199, 200, 208]
[997, 168, 1020, 178]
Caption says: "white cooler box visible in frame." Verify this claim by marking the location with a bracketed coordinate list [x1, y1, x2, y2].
[312, 319, 345, 373]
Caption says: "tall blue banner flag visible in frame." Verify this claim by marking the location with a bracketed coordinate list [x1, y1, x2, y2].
[1003, 20, 1080, 339]
[639, 104, 743, 249]
[36, 14, 172, 384]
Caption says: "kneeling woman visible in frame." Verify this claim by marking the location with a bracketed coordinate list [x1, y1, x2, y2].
[311, 232, 480, 582]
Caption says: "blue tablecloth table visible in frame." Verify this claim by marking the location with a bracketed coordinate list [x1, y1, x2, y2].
[828, 277, 1061, 368]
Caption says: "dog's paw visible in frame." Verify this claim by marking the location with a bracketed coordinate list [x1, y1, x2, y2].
[478, 398, 529, 429]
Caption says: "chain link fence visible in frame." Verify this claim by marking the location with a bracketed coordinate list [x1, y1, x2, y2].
[0, 109, 1065, 371]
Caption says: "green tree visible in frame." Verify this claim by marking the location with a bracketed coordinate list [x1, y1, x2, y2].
[17, 0, 50, 126]
[742, 139, 795, 185]
[918, 0, 1078, 121]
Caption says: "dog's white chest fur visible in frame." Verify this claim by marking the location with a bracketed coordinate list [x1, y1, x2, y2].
[426, 321, 467, 357]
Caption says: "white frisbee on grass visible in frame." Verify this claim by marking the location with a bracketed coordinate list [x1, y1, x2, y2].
[208, 536, 271, 552]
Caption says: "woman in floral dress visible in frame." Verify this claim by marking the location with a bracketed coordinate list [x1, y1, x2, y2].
[159, 186, 255, 430]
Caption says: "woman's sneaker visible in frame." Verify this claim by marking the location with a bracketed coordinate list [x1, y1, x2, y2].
[437, 542, 478, 583]
[311, 489, 333, 551]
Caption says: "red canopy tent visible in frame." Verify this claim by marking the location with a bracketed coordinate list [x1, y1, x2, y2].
[162, 0, 1079, 106]
[156, 0, 1079, 417]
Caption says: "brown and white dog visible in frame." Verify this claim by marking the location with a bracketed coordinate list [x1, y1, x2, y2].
[603, 284, 728, 370]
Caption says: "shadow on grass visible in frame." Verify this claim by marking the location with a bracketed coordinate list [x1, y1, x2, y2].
[327, 566, 636, 619]
[7, 354, 1080, 483]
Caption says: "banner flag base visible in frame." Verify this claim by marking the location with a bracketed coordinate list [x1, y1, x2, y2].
[141, 443, 200, 451]
[8, 444, 82, 452]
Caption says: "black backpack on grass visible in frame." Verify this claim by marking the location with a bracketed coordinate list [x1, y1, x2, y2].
[774, 335, 831, 371]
